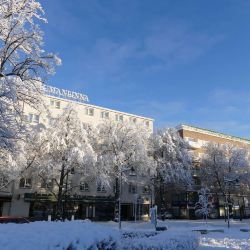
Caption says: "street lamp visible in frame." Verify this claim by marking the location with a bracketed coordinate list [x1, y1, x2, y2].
[224, 177, 239, 228]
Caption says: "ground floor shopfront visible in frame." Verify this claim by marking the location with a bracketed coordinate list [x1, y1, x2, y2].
[22, 193, 151, 221]
[159, 191, 250, 220]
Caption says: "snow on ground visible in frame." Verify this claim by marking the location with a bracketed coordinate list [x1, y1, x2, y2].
[97, 219, 250, 249]
[0, 219, 197, 250]
[0, 219, 250, 249]
[0, 220, 119, 250]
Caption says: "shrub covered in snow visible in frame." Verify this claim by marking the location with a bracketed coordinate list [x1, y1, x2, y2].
[121, 231, 198, 250]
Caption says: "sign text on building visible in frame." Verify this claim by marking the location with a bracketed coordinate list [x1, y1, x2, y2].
[43, 85, 89, 102]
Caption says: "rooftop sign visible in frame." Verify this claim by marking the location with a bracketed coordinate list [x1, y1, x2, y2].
[43, 85, 89, 103]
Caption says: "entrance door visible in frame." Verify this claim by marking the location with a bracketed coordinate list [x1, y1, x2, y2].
[86, 205, 95, 220]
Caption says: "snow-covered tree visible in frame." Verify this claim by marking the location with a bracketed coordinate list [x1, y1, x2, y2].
[195, 187, 211, 222]
[96, 121, 155, 218]
[149, 128, 193, 216]
[201, 143, 249, 200]
[149, 128, 193, 188]
[0, 0, 61, 151]
[20, 107, 96, 219]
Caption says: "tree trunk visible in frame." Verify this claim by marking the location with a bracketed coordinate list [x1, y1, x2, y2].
[114, 177, 119, 220]
[56, 162, 66, 220]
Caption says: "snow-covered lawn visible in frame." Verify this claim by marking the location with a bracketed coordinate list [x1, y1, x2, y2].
[0, 220, 197, 250]
[0, 219, 250, 249]
[98, 219, 250, 249]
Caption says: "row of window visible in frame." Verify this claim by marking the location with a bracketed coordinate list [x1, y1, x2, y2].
[19, 178, 151, 194]
[47, 99, 150, 127]
[26, 111, 150, 127]
[86, 107, 150, 126]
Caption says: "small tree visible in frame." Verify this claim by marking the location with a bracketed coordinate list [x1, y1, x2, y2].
[195, 188, 211, 223]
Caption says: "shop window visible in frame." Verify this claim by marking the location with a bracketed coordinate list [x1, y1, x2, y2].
[19, 178, 32, 188]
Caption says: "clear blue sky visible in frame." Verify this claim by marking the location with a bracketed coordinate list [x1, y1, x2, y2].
[40, 0, 250, 138]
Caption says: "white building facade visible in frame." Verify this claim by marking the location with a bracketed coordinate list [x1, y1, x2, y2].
[0, 86, 154, 221]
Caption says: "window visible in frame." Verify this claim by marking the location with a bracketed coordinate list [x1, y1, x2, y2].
[28, 114, 33, 122]
[0, 177, 7, 187]
[55, 101, 60, 109]
[129, 117, 137, 124]
[128, 183, 137, 194]
[33, 114, 39, 123]
[80, 182, 89, 191]
[85, 107, 94, 116]
[129, 168, 137, 176]
[40, 179, 53, 189]
[143, 185, 150, 194]
[50, 100, 55, 106]
[50, 100, 60, 109]
[19, 178, 32, 188]
[28, 114, 39, 123]
[144, 120, 150, 127]
[115, 114, 123, 122]
[100, 111, 109, 119]
[97, 182, 106, 192]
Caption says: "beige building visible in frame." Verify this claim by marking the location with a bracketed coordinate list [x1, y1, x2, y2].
[178, 124, 250, 160]
[172, 124, 250, 219]
[0, 86, 154, 221]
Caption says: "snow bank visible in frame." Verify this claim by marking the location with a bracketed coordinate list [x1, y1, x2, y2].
[122, 230, 198, 250]
[0, 220, 119, 250]
[0, 220, 199, 250]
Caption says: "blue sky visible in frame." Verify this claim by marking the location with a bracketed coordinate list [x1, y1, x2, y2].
[40, 0, 250, 138]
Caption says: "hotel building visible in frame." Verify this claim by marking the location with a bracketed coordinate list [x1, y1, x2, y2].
[0, 85, 154, 221]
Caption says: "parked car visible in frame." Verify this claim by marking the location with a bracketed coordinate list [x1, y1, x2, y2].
[0, 216, 30, 224]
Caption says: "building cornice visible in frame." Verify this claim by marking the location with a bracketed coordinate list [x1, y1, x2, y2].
[177, 124, 250, 145]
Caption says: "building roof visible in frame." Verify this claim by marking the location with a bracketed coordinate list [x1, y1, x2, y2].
[176, 124, 250, 145]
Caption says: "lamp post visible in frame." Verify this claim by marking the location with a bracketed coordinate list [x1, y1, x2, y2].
[224, 177, 239, 228]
